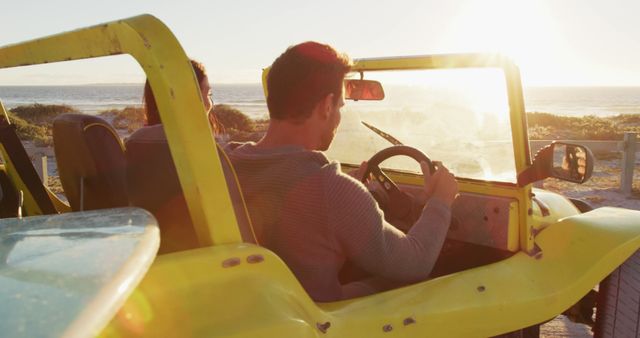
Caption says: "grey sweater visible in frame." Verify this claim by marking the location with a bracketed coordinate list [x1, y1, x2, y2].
[225, 142, 451, 301]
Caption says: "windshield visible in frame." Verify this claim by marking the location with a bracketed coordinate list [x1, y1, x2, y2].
[327, 68, 517, 183]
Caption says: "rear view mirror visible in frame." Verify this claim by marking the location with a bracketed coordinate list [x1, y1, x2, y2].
[550, 143, 594, 183]
[345, 79, 385, 101]
[517, 141, 594, 186]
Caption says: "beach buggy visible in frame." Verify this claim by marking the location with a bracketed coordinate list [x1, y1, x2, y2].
[1, 14, 639, 337]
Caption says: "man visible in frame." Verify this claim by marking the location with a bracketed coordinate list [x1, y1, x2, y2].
[225, 41, 458, 301]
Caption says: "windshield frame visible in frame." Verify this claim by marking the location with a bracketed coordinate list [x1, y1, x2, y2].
[348, 53, 531, 183]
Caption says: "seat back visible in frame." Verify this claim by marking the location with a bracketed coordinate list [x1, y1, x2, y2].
[125, 125, 255, 253]
[53, 114, 128, 211]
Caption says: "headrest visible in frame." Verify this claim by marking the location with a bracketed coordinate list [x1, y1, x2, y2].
[53, 114, 128, 211]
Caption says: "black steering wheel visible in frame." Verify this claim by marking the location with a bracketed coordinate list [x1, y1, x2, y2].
[362, 145, 436, 224]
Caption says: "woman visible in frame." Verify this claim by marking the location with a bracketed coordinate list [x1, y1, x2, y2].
[143, 59, 222, 134]
[128, 59, 226, 252]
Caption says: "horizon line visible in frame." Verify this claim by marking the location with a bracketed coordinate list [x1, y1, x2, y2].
[2, 83, 640, 88]
[0, 82, 263, 87]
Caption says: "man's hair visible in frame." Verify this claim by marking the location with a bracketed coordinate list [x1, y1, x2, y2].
[267, 41, 352, 123]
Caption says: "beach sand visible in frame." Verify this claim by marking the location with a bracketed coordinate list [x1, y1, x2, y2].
[543, 157, 640, 210]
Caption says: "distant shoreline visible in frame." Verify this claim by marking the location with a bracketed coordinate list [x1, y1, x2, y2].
[3, 85, 640, 116]
[2, 84, 640, 87]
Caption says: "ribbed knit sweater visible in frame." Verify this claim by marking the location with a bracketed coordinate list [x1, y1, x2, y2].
[225, 142, 451, 301]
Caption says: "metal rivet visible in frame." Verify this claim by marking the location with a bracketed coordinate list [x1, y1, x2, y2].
[403, 317, 416, 326]
[247, 254, 264, 264]
[477, 285, 486, 292]
[222, 257, 241, 268]
[316, 322, 331, 333]
[383, 324, 393, 332]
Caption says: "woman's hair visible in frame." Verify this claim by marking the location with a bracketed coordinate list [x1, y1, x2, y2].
[143, 59, 221, 134]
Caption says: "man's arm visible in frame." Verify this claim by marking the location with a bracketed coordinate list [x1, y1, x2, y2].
[326, 167, 454, 283]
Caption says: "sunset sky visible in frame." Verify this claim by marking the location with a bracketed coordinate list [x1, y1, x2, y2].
[1, 0, 639, 86]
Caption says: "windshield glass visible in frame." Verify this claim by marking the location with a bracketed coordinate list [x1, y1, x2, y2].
[327, 68, 516, 183]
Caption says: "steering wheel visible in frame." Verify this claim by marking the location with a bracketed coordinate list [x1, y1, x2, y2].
[362, 145, 436, 224]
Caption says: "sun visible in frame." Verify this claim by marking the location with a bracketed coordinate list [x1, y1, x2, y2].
[441, 0, 563, 86]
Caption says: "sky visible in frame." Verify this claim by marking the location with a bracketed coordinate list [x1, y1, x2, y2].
[1, 0, 639, 86]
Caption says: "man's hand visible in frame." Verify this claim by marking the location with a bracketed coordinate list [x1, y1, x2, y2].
[421, 161, 458, 207]
[347, 161, 368, 181]
[347, 161, 391, 207]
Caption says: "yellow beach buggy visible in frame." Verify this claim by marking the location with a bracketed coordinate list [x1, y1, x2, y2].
[0, 15, 639, 337]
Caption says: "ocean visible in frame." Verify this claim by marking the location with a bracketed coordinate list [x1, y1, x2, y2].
[1, 84, 639, 119]
[524, 86, 640, 116]
[0, 84, 269, 119]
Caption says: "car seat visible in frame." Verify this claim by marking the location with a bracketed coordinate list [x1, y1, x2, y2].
[125, 124, 256, 253]
[53, 114, 129, 211]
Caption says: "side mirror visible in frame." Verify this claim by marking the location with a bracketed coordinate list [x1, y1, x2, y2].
[344, 79, 385, 101]
[550, 143, 594, 183]
[517, 142, 594, 186]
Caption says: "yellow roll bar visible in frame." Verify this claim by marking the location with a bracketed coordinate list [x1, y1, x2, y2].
[0, 15, 242, 245]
